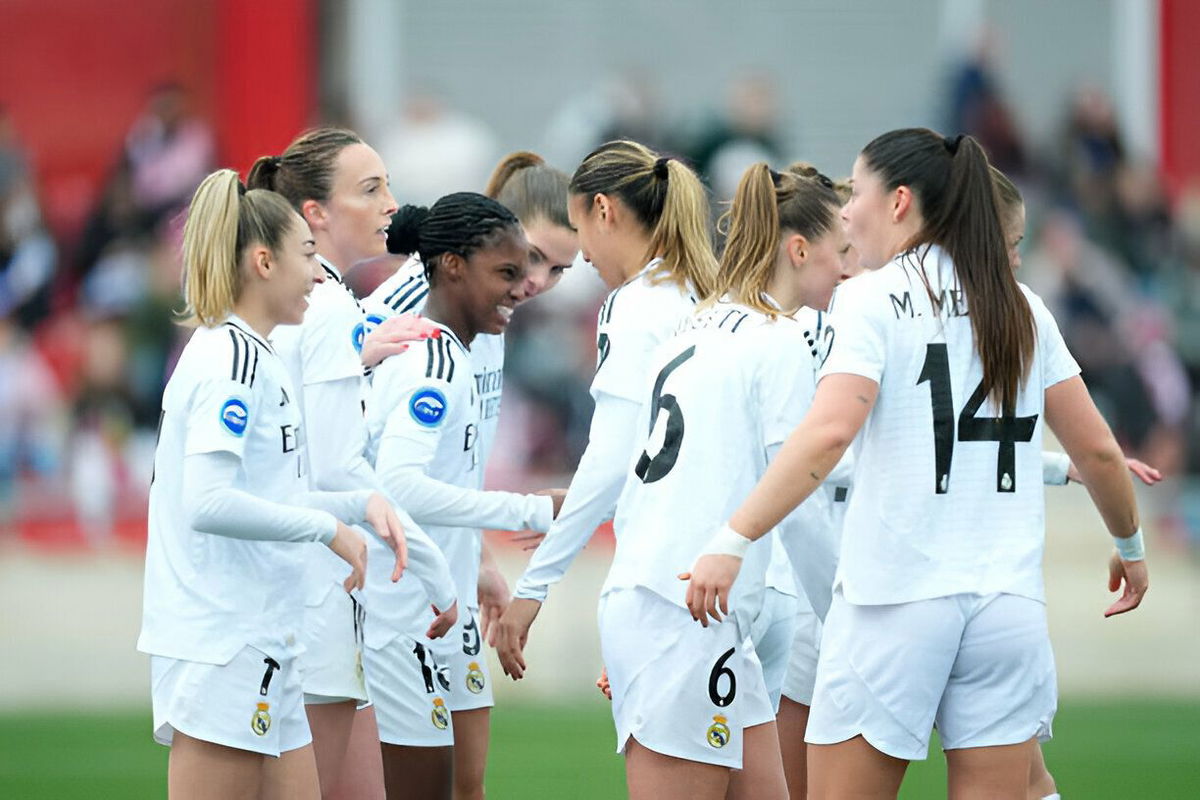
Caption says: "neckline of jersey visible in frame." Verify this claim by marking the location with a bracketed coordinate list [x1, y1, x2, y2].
[223, 314, 275, 353]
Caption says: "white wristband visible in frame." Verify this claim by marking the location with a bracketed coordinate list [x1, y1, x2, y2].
[701, 523, 753, 559]
[1113, 527, 1145, 561]
[1042, 452, 1070, 486]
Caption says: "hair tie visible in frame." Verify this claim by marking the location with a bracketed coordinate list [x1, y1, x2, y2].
[237, 180, 247, 196]
[653, 157, 671, 180]
[768, 168, 783, 187]
[944, 134, 964, 155]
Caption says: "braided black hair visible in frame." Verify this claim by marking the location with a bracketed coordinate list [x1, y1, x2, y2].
[388, 192, 522, 283]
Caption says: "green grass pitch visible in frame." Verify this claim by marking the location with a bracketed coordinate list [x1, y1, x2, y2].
[0, 699, 1196, 797]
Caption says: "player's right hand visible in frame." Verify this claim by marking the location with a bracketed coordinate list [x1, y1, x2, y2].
[1104, 551, 1148, 617]
[329, 522, 368, 592]
[596, 666, 612, 701]
[496, 597, 541, 680]
[426, 601, 459, 639]
[363, 492, 407, 582]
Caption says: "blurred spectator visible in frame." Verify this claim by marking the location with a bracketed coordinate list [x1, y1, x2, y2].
[0, 107, 56, 330]
[945, 28, 1027, 175]
[1057, 85, 1126, 217]
[75, 83, 213, 290]
[377, 91, 498, 206]
[542, 72, 667, 172]
[687, 73, 784, 201]
[0, 316, 65, 527]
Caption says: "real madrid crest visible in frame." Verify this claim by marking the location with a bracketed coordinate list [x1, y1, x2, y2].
[706, 714, 730, 749]
[431, 697, 450, 730]
[465, 662, 486, 694]
[251, 702, 272, 736]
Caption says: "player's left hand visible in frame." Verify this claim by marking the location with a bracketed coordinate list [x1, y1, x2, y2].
[478, 564, 511, 646]
[680, 554, 741, 627]
[360, 313, 441, 369]
[1104, 550, 1149, 617]
[363, 492, 407, 582]
[596, 666, 612, 701]
[495, 597, 541, 680]
[1068, 457, 1162, 486]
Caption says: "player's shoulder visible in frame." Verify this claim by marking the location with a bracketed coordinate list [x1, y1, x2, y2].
[376, 322, 469, 386]
[366, 256, 429, 317]
[182, 318, 274, 390]
[600, 271, 695, 333]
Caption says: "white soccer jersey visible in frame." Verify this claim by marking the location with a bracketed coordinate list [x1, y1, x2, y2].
[272, 258, 370, 607]
[365, 323, 481, 639]
[604, 301, 835, 626]
[139, 318, 313, 664]
[364, 257, 506, 482]
[513, 261, 698, 602]
[820, 245, 1080, 606]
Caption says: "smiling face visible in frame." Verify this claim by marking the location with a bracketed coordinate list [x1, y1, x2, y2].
[266, 213, 323, 326]
[519, 218, 578, 302]
[458, 228, 530, 337]
[316, 143, 398, 267]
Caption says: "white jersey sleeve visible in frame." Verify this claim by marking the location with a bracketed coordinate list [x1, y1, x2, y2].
[369, 332, 552, 533]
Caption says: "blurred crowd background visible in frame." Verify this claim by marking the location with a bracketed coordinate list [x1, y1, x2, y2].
[1, 0, 1199, 556]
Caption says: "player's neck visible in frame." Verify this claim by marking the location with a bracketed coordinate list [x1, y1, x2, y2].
[765, 273, 802, 315]
[230, 299, 277, 341]
[422, 295, 475, 347]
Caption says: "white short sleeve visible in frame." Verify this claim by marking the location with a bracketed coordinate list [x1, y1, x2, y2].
[758, 327, 817, 448]
[1025, 287, 1081, 389]
[818, 275, 887, 385]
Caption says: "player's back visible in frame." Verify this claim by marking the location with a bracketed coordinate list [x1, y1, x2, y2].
[606, 301, 817, 623]
[824, 245, 1080, 605]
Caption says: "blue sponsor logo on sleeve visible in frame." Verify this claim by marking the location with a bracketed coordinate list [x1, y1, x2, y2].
[219, 397, 250, 437]
[409, 387, 447, 427]
[352, 313, 388, 354]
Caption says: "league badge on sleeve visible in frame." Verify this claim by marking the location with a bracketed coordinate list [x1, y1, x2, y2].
[409, 387, 448, 428]
[219, 397, 250, 437]
[352, 313, 387, 354]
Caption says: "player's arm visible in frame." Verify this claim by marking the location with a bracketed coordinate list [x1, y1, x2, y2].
[1044, 376, 1147, 616]
[1042, 450, 1161, 487]
[373, 366, 555, 533]
[302, 375, 455, 600]
[495, 390, 643, 680]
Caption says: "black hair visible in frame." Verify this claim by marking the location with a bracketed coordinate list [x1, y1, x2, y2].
[389, 192, 522, 283]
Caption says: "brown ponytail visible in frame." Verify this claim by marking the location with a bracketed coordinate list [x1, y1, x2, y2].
[246, 127, 364, 211]
[860, 128, 1035, 410]
[484, 150, 571, 230]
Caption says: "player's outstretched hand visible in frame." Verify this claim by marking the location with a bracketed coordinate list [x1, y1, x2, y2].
[596, 667, 612, 701]
[363, 492, 406, 582]
[360, 313, 441, 368]
[478, 564, 511, 646]
[495, 597, 541, 680]
[1104, 551, 1149, 617]
[426, 601, 459, 639]
[680, 554, 740, 627]
[534, 488, 568, 519]
[329, 522, 368, 592]
[1068, 457, 1162, 486]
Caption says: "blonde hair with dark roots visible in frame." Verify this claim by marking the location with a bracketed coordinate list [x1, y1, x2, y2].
[708, 162, 840, 318]
[570, 140, 717, 297]
[180, 169, 297, 327]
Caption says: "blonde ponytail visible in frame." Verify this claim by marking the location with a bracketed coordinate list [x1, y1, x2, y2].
[179, 169, 298, 327]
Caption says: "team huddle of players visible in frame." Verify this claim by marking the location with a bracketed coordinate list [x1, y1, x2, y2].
[138, 126, 1149, 800]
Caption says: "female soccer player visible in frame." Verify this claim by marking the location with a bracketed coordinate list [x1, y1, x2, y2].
[685, 129, 1149, 799]
[359, 150, 579, 800]
[138, 169, 405, 800]
[598, 162, 846, 800]
[495, 139, 719, 680]
[364, 192, 565, 800]
[248, 128, 457, 800]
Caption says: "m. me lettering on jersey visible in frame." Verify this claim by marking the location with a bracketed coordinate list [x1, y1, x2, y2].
[889, 289, 968, 320]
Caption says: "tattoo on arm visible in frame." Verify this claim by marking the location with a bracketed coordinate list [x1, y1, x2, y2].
[857, 394, 870, 404]
[809, 472, 821, 482]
